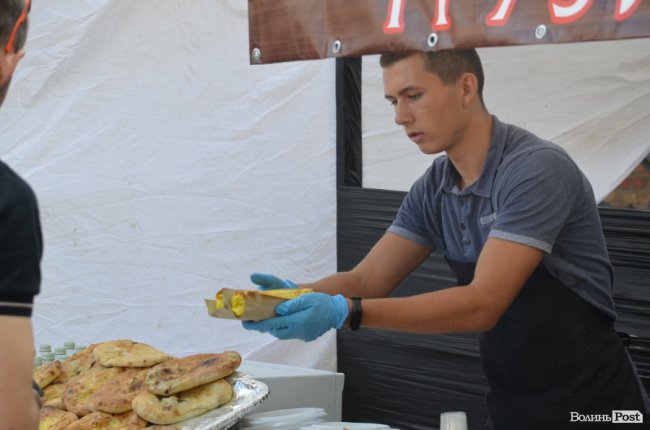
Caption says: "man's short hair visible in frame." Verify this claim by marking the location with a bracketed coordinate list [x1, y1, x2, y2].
[380, 49, 485, 105]
[0, 0, 28, 52]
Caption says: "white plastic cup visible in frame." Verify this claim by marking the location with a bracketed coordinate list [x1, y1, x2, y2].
[440, 411, 468, 430]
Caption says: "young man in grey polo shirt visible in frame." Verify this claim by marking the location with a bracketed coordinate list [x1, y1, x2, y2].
[243, 49, 649, 428]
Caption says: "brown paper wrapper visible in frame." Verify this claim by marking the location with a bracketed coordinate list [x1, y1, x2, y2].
[205, 288, 313, 321]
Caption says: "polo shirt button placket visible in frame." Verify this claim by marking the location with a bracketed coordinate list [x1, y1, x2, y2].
[459, 196, 466, 231]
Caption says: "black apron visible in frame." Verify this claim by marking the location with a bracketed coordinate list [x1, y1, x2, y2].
[447, 258, 649, 429]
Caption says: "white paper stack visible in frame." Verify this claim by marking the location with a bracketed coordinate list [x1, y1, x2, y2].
[239, 407, 326, 430]
[300, 422, 399, 430]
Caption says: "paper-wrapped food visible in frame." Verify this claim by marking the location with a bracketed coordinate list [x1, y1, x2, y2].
[205, 288, 314, 321]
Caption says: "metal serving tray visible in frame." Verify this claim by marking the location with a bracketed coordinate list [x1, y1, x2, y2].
[169, 372, 270, 430]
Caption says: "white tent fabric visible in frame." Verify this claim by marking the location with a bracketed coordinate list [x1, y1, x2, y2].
[362, 39, 650, 201]
[0, 1, 338, 370]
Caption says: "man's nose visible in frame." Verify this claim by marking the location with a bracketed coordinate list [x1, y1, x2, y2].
[394, 102, 412, 126]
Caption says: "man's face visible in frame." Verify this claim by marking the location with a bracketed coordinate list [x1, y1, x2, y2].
[383, 54, 465, 155]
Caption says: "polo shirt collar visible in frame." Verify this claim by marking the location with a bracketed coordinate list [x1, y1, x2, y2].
[441, 115, 506, 198]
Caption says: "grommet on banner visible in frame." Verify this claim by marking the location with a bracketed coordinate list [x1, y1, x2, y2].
[427, 32, 438, 48]
[535, 25, 547, 39]
[251, 47, 262, 62]
[332, 40, 342, 54]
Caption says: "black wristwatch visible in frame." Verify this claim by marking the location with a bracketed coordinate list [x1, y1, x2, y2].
[349, 297, 362, 331]
[33, 379, 44, 397]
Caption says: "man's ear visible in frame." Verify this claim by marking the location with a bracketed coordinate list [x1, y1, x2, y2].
[459, 72, 479, 107]
[0, 49, 25, 86]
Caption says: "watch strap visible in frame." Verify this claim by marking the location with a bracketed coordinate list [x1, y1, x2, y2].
[349, 297, 362, 331]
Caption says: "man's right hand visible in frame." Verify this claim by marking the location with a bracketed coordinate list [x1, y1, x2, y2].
[250, 273, 298, 290]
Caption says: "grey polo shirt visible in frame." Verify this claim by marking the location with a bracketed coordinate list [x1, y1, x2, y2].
[388, 116, 616, 319]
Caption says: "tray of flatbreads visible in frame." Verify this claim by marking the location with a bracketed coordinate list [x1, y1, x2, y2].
[35, 339, 269, 429]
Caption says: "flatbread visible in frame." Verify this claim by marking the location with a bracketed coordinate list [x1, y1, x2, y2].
[55, 344, 99, 384]
[43, 396, 66, 410]
[87, 367, 148, 414]
[34, 360, 62, 389]
[144, 426, 182, 430]
[132, 378, 233, 424]
[42, 383, 67, 409]
[65, 410, 147, 430]
[93, 339, 174, 368]
[63, 366, 124, 416]
[208, 287, 314, 321]
[43, 383, 66, 402]
[38, 406, 78, 429]
[145, 351, 241, 395]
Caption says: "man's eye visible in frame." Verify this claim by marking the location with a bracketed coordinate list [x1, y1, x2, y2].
[408, 93, 421, 100]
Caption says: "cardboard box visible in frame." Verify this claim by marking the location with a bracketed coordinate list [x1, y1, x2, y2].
[239, 360, 344, 421]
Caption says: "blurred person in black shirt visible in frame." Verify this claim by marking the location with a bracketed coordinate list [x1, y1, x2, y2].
[0, 0, 43, 428]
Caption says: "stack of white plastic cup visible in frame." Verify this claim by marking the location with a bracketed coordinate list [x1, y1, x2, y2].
[440, 411, 468, 430]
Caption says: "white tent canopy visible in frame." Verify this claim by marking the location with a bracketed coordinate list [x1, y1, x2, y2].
[1, 1, 647, 373]
[1, 0, 337, 370]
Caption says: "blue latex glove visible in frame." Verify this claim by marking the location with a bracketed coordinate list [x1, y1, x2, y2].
[250, 272, 298, 290]
[242, 293, 349, 342]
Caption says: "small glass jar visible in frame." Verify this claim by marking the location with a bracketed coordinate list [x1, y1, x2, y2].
[40, 352, 55, 364]
[63, 341, 76, 353]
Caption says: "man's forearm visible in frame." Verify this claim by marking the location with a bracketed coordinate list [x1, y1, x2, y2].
[0, 316, 40, 430]
[0, 395, 40, 430]
[301, 271, 370, 297]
